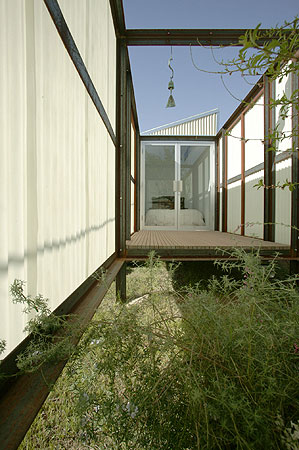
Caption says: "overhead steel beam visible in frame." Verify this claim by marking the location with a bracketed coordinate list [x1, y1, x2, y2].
[124, 28, 291, 46]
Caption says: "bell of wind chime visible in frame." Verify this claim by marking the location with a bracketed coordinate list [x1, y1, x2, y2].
[166, 48, 176, 108]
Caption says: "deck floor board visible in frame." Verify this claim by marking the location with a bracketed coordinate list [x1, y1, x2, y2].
[126, 230, 289, 257]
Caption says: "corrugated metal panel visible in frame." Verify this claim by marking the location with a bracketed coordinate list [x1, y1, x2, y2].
[227, 181, 241, 234]
[218, 136, 223, 185]
[143, 110, 218, 136]
[59, 0, 116, 129]
[0, 0, 116, 357]
[244, 95, 264, 170]
[275, 73, 292, 154]
[275, 159, 292, 245]
[227, 120, 241, 180]
[245, 171, 264, 238]
[131, 123, 135, 234]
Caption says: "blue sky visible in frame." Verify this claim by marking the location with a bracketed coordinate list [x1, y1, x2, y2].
[122, 0, 299, 132]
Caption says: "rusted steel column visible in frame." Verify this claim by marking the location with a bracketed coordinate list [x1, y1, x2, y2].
[116, 261, 127, 302]
[291, 72, 299, 273]
[264, 75, 275, 241]
[222, 130, 228, 232]
[241, 113, 245, 236]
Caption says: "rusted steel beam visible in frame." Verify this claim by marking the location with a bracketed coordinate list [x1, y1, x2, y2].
[241, 114, 245, 236]
[124, 255, 296, 262]
[264, 75, 275, 242]
[109, 0, 126, 37]
[0, 258, 124, 450]
[222, 130, 228, 232]
[291, 72, 299, 273]
[124, 28, 292, 46]
[43, 0, 116, 146]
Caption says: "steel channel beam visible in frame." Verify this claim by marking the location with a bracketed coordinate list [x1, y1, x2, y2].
[116, 261, 127, 301]
[125, 75, 132, 240]
[291, 72, 299, 272]
[118, 41, 128, 254]
[263, 75, 275, 241]
[124, 28, 291, 46]
[215, 137, 220, 231]
[43, 0, 116, 146]
[126, 247, 290, 259]
[221, 130, 228, 232]
[109, 0, 126, 37]
[241, 114, 245, 236]
[136, 132, 141, 231]
[0, 258, 124, 450]
[115, 41, 121, 255]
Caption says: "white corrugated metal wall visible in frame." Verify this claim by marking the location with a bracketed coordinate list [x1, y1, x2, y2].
[217, 73, 293, 246]
[227, 120, 242, 234]
[274, 74, 292, 244]
[143, 110, 218, 136]
[0, 0, 116, 357]
[131, 122, 135, 234]
[244, 94, 264, 238]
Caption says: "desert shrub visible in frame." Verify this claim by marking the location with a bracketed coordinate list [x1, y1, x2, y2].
[19, 250, 299, 450]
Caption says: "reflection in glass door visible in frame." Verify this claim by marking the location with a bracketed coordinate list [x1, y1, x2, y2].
[142, 142, 214, 230]
[144, 144, 177, 228]
[179, 145, 210, 229]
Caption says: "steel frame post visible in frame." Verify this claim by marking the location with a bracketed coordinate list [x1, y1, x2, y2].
[291, 72, 299, 273]
[264, 75, 275, 241]
[221, 129, 228, 232]
[116, 262, 127, 301]
[241, 113, 245, 236]
[125, 74, 132, 240]
[118, 40, 128, 255]
[215, 137, 219, 230]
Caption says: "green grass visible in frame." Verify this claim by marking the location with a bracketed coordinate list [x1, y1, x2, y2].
[19, 251, 299, 449]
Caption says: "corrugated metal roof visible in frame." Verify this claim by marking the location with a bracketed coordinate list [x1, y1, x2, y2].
[141, 109, 219, 136]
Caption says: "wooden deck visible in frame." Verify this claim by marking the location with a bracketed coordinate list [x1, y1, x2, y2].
[126, 230, 290, 259]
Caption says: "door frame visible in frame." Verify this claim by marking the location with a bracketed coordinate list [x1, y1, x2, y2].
[140, 140, 215, 230]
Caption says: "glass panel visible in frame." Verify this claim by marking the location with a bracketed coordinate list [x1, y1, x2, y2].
[144, 144, 176, 227]
[180, 145, 210, 228]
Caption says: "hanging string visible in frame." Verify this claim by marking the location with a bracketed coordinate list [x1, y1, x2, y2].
[168, 46, 174, 80]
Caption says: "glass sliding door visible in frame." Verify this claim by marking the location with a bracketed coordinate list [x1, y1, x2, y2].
[141, 141, 214, 230]
[143, 144, 177, 228]
[179, 145, 211, 229]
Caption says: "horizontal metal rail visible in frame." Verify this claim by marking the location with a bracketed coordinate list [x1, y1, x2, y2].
[0, 257, 124, 450]
[219, 152, 293, 188]
[124, 28, 292, 46]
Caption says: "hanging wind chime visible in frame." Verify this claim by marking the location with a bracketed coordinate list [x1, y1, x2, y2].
[166, 47, 176, 108]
